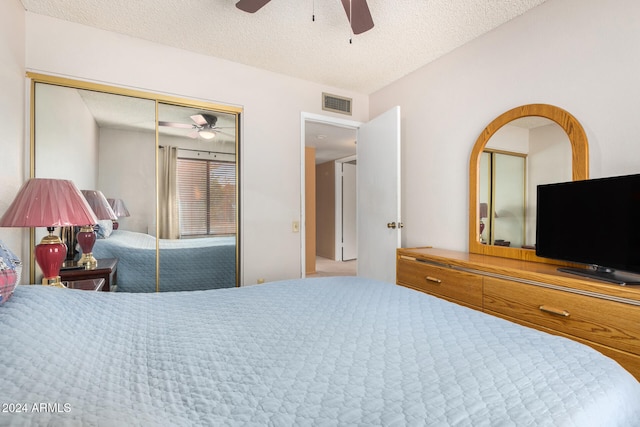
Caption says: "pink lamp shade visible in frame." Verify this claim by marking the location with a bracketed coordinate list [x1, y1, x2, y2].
[0, 179, 97, 227]
[107, 198, 130, 218]
[77, 190, 117, 268]
[479, 203, 489, 219]
[107, 198, 130, 230]
[0, 178, 98, 286]
[81, 190, 117, 221]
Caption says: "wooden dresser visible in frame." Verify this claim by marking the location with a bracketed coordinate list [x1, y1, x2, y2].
[397, 247, 640, 381]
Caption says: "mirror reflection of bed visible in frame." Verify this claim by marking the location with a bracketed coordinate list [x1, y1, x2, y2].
[92, 230, 236, 292]
[32, 79, 239, 292]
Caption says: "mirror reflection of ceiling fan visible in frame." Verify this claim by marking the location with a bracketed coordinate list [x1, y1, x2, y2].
[236, 0, 374, 35]
[158, 114, 232, 140]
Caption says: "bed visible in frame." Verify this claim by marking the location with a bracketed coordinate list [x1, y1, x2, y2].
[90, 229, 236, 292]
[1, 276, 639, 426]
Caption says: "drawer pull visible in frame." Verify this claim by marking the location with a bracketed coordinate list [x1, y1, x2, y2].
[539, 305, 570, 317]
[425, 276, 442, 284]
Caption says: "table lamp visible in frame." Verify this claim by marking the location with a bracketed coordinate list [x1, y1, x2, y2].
[77, 190, 117, 268]
[479, 202, 488, 237]
[0, 178, 98, 287]
[107, 198, 130, 230]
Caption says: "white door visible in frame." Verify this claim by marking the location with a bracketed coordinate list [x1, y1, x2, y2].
[341, 162, 357, 260]
[357, 106, 401, 282]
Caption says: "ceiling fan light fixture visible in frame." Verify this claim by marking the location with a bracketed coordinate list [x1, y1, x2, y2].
[199, 130, 216, 140]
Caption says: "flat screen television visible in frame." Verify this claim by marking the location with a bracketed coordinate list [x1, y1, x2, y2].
[536, 173, 640, 285]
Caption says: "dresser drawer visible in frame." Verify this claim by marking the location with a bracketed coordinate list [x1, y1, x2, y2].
[484, 277, 640, 355]
[397, 257, 483, 308]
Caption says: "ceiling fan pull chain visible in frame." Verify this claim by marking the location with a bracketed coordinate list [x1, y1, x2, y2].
[312, 0, 315, 22]
[349, 0, 352, 43]
[349, 0, 353, 44]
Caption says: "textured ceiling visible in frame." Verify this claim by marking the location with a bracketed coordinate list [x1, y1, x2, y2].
[20, 0, 548, 94]
[24, 0, 548, 162]
[305, 121, 357, 163]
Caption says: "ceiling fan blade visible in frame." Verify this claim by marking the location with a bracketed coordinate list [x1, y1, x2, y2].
[236, 0, 271, 13]
[159, 121, 193, 129]
[190, 114, 208, 126]
[340, 0, 374, 35]
[187, 130, 200, 139]
[190, 114, 219, 127]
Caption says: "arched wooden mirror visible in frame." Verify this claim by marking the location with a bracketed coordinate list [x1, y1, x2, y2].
[469, 104, 589, 262]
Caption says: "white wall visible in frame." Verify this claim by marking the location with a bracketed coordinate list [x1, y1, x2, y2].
[98, 128, 156, 234]
[486, 125, 529, 153]
[0, 0, 26, 276]
[23, 12, 369, 285]
[35, 84, 99, 188]
[370, 0, 640, 253]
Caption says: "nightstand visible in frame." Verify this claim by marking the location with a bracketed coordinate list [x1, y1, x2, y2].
[59, 258, 118, 292]
[65, 278, 105, 291]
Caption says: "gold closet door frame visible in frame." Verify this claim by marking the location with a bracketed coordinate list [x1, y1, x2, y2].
[482, 148, 527, 247]
[27, 72, 242, 289]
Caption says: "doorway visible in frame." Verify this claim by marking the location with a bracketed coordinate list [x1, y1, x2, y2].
[301, 113, 360, 277]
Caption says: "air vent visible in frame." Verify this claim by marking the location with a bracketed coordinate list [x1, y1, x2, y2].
[322, 93, 352, 115]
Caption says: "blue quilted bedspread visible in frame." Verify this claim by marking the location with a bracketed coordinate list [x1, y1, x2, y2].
[1, 277, 639, 426]
[91, 230, 236, 292]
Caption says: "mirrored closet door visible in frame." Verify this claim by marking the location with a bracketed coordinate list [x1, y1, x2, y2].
[30, 75, 240, 291]
[156, 103, 238, 292]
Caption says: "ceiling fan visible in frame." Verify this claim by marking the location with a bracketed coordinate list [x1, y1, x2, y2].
[235, 0, 374, 35]
[159, 114, 232, 140]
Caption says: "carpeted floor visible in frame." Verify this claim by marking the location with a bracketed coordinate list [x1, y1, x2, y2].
[308, 256, 357, 277]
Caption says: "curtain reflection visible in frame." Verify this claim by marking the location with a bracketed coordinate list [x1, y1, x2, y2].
[158, 146, 179, 239]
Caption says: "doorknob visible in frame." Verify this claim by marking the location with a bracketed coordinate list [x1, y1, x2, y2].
[387, 222, 396, 229]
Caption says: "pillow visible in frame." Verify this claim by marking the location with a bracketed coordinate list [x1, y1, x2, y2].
[96, 220, 114, 239]
[0, 241, 21, 305]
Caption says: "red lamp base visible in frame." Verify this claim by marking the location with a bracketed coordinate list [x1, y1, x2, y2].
[76, 225, 97, 268]
[36, 232, 67, 287]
